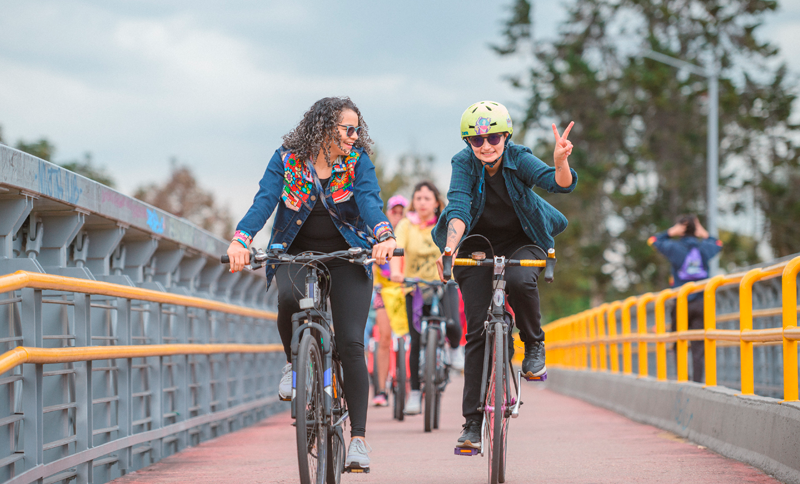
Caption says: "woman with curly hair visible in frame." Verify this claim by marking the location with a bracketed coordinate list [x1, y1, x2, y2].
[227, 96, 397, 471]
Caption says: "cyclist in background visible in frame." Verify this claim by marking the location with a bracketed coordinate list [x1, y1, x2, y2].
[434, 101, 577, 449]
[226, 97, 397, 471]
[372, 194, 409, 407]
[390, 181, 462, 415]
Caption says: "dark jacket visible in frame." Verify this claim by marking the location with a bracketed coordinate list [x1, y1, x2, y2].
[433, 141, 578, 252]
[235, 147, 392, 287]
[649, 231, 723, 301]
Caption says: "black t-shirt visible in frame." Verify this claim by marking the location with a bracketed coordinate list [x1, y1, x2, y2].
[289, 177, 350, 258]
[459, 170, 530, 258]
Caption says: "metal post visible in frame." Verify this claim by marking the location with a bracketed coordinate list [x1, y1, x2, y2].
[707, 70, 720, 274]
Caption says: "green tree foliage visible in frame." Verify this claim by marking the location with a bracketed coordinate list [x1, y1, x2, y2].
[60, 153, 116, 188]
[495, 0, 798, 320]
[372, 148, 435, 207]
[134, 159, 233, 239]
[15, 138, 55, 162]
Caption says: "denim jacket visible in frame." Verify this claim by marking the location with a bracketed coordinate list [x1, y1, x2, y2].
[234, 147, 392, 287]
[433, 141, 578, 252]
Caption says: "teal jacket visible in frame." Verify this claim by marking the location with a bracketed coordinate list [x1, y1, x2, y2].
[433, 141, 578, 252]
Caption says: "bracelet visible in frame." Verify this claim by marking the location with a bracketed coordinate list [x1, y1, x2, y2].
[233, 238, 248, 249]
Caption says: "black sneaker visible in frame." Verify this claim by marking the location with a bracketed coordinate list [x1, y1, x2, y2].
[456, 419, 481, 449]
[522, 341, 546, 377]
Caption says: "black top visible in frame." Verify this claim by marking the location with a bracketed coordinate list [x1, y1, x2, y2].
[289, 177, 350, 258]
[459, 169, 530, 258]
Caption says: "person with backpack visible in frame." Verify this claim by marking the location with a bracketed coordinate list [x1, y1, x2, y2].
[648, 215, 723, 383]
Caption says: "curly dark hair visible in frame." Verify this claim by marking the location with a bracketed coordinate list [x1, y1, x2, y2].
[282, 96, 374, 166]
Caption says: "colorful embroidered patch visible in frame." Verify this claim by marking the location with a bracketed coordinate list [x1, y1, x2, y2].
[281, 152, 313, 211]
[474, 116, 491, 135]
[329, 152, 359, 203]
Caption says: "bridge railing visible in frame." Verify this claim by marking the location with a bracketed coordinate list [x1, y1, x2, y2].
[544, 256, 800, 402]
[0, 144, 285, 484]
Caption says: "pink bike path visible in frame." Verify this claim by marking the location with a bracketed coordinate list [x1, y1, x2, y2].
[111, 374, 777, 484]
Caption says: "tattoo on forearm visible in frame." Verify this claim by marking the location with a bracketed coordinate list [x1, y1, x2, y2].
[447, 221, 457, 244]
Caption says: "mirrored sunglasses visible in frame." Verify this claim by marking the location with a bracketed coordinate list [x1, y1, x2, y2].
[468, 133, 504, 148]
[339, 124, 362, 138]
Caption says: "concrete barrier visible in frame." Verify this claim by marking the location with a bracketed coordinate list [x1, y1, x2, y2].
[547, 368, 800, 484]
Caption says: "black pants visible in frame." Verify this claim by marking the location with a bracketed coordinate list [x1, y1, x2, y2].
[275, 263, 372, 437]
[455, 246, 544, 422]
[670, 297, 705, 383]
[405, 283, 462, 391]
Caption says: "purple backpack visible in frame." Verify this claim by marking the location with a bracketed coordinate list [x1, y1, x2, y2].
[678, 247, 708, 281]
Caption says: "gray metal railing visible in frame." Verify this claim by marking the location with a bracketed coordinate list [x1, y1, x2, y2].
[0, 145, 284, 483]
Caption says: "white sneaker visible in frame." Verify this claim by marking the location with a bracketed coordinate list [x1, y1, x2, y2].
[345, 437, 372, 472]
[404, 390, 422, 415]
[278, 363, 292, 401]
[449, 346, 465, 372]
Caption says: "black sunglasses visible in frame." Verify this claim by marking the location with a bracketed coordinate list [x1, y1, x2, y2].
[468, 133, 504, 148]
[339, 124, 362, 138]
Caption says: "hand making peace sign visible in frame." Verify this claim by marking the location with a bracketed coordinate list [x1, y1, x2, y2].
[552, 121, 574, 166]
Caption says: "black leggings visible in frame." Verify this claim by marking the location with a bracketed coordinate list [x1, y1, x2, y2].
[406, 283, 462, 391]
[275, 262, 372, 437]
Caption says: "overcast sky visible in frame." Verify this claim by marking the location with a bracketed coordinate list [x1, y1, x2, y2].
[2, 1, 799, 228]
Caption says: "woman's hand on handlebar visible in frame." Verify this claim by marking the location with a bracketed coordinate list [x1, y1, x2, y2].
[372, 238, 397, 266]
[227, 242, 250, 273]
[436, 251, 453, 282]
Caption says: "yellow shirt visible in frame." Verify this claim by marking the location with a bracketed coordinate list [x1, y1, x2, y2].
[395, 215, 440, 282]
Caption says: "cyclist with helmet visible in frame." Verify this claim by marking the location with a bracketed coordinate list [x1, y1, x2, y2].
[226, 97, 397, 471]
[433, 101, 577, 450]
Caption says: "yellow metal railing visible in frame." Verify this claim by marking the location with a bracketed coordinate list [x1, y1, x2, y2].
[543, 256, 800, 402]
[0, 270, 280, 372]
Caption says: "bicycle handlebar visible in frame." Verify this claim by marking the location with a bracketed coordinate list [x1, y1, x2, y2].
[442, 249, 557, 283]
[220, 248, 404, 267]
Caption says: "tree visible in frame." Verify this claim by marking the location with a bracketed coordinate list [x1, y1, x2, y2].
[372, 148, 435, 207]
[16, 138, 55, 162]
[60, 153, 116, 188]
[494, 0, 798, 319]
[134, 159, 234, 238]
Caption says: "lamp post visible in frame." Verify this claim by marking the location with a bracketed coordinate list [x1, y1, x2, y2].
[643, 50, 720, 274]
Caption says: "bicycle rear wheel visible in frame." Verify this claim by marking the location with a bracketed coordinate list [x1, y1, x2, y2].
[296, 333, 327, 484]
[424, 328, 439, 432]
[393, 340, 407, 421]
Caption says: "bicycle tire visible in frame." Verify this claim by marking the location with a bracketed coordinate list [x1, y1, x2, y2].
[499, 326, 510, 483]
[394, 341, 407, 421]
[483, 323, 504, 484]
[424, 328, 438, 432]
[326, 363, 346, 484]
[295, 333, 327, 484]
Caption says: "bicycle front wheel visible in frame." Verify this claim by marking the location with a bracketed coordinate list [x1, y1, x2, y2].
[485, 322, 505, 484]
[424, 328, 439, 432]
[295, 333, 327, 484]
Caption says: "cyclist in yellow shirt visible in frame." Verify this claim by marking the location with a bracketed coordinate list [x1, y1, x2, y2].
[390, 181, 462, 415]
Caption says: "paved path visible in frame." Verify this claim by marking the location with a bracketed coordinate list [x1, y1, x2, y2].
[112, 374, 777, 483]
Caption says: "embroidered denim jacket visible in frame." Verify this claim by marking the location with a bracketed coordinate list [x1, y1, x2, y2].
[433, 142, 578, 252]
[235, 147, 392, 287]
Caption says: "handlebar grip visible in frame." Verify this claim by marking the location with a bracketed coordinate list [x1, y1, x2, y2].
[443, 254, 453, 280]
[393, 248, 404, 257]
[220, 255, 230, 264]
[544, 256, 556, 283]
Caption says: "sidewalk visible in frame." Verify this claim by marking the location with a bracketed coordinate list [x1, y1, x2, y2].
[112, 374, 777, 483]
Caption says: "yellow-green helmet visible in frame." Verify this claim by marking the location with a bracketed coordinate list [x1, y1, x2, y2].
[460, 101, 513, 139]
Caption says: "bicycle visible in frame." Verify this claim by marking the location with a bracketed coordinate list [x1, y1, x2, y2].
[443, 245, 556, 484]
[404, 278, 458, 432]
[222, 245, 403, 483]
[365, 301, 410, 421]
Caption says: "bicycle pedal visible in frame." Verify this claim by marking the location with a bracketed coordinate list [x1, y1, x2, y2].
[454, 447, 480, 456]
[522, 371, 547, 382]
[344, 464, 370, 473]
